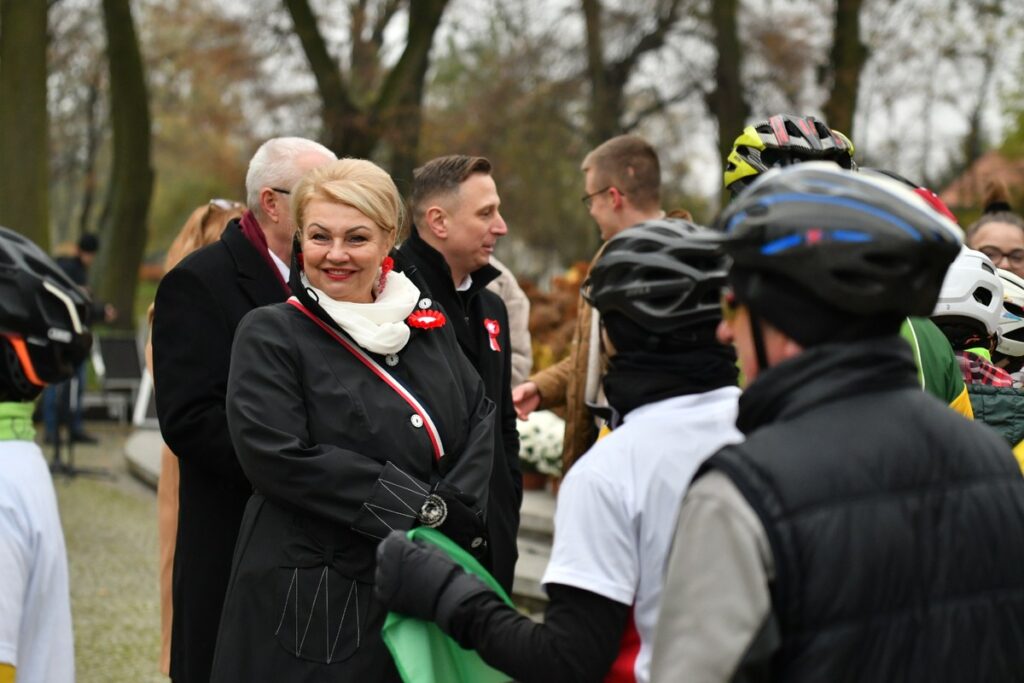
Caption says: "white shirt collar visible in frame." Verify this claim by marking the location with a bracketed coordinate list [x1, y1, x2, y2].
[455, 274, 473, 292]
[268, 248, 289, 282]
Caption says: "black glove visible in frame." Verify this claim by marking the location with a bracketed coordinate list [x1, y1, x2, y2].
[375, 531, 492, 632]
[421, 479, 488, 559]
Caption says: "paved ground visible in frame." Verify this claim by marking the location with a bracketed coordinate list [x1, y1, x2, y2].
[44, 422, 165, 683]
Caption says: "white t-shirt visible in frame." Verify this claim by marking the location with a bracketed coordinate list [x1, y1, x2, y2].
[542, 386, 742, 683]
[0, 440, 75, 682]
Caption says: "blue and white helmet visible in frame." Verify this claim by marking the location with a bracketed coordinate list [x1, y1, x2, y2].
[716, 162, 962, 317]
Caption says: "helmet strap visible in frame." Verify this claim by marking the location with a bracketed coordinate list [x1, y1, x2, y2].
[748, 310, 771, 377]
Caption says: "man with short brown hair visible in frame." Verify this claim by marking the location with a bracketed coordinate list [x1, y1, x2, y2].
[396, 154, 521, 593]
[513, 134, 666, 472]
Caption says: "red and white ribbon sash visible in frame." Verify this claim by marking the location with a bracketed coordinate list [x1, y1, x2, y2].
[287, 297, 445, 461]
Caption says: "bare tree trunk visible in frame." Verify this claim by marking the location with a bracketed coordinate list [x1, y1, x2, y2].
[706, 0, 750, 176]
[822, 0, 867, 138]
[77, 76, 104, 237]
[94, 0, 153, 330]
[581, 0, 684, 148]
[374, 0, 447, 189]
[581, 0, 619, 145]
[285, 0, 448, 172]
[0, 0, 49, 249]
[285, 0, 370, 156]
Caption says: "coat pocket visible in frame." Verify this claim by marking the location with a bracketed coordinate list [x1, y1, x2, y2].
[273, 564, 371, 664]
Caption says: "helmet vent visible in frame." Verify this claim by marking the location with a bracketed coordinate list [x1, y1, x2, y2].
[972, 287, 993, 307]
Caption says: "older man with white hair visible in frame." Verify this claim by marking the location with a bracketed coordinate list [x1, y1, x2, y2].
[153, 137, 335, 683]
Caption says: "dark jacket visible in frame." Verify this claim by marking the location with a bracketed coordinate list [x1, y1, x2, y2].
[703, 338, 1024, 682]
[209, 276, 495, 682]
[395, 229, 522, 592]
[152, 219, 288, 682]
[967, 383, 1024, 447]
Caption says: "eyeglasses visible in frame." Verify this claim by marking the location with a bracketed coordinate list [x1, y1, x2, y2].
[978, 246, 1024, 268]
[581, 186, 612, 209]
[720, 287, 739, 322]
[271, 187, 291, 195]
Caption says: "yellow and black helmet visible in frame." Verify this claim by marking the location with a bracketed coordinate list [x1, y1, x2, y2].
[723, 114, 856, 195]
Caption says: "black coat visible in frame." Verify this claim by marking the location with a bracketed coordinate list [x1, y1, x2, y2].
[209, 278, 495, 682]
[395, 229, 522, 592]
[153, 219, 289, 683]
[706, 338, 1024, 681]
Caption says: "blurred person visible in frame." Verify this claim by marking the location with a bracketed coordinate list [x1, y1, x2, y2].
[152, 137, 335, 683]
[0, 226, 93, 683]
[208, 159, 495, 682]
[650, 164, 1024, 682]
[721, 115, 973, 418]
[395, 155, 521, 592]
[40, 232, 117, 444]
[513, 134, 666, 473]
[487, 256, 532, 386]
[145, 198, 244, 676]
[931, 248, 1024, 452]
[375, 219, 741, 683]
[965, 178, 1024, 279]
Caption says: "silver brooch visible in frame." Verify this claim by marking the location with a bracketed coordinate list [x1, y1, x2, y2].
[418, 297, 432, 309]
[385, 353, 399, 367]
[419, 494, 447, 528]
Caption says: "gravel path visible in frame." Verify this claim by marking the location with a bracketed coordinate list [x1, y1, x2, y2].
[45, 424, 165, 683]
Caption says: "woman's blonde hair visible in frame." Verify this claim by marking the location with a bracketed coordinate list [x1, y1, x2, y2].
[291, 158, 404, 248]
[164, 199, 245, 271]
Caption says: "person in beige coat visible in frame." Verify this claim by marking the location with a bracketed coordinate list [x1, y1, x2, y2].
[487, 256, 532, 386]
[512, 135, 667, 473]
[147, 199, 244, 676]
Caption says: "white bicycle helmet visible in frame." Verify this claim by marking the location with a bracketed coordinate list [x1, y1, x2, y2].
[932, 247, 1004, 341]
[997, 268, 1024, 357]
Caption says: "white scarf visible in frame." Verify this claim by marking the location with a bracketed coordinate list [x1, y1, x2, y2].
[300, 269, 420, 354]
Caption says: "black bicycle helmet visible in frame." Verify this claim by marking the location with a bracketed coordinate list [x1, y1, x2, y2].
[0, 226, 93, 401]
[724, 114, 856, 195]
[582, 218, 727, 335]
[717, 162, 962, 318]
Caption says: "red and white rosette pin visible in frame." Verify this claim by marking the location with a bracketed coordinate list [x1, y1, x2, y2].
[484, 318, 501, 352]
[407, 309, 446, 329]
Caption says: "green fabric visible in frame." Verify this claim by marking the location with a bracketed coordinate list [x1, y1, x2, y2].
[382, 528, 514, 683]
[0, 402, 35, 441]
[968, 383, 1024, 446]
[901, 317, 966, 404]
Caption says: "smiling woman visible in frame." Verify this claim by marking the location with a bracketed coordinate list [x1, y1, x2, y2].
[209, 158, 498, 683]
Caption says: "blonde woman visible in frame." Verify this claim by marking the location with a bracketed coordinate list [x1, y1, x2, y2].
[148, 198, 244, 676]
[209, 159, 495, 682]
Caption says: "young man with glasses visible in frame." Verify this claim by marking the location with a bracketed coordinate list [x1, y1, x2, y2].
[152, 137, 335, 683]
[512, 134, 666, 473]
[649, 164, 1024, 681]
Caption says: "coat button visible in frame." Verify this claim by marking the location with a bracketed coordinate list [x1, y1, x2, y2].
[385, 353, 399, 367]
[470, 537, 484, 549]
[418, 297, 432, 309]
[410, 414, 424, 428]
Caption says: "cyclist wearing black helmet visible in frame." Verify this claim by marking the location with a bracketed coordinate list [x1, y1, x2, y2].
[723, 115, 974, 419]
[650, 164, 1024, 681]
[0, 227, 90, 683]
[374, 219, 742, 683]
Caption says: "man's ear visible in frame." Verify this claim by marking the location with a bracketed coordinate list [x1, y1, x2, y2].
[424, 205, 448, 240]
[260, 187, 282, 223]
[609, 186, 625, 210]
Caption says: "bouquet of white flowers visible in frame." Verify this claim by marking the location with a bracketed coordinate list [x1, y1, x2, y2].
[516, 410, 565, 477]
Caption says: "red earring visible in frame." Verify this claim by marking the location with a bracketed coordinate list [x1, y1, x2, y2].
[378, 256, 394, 293]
